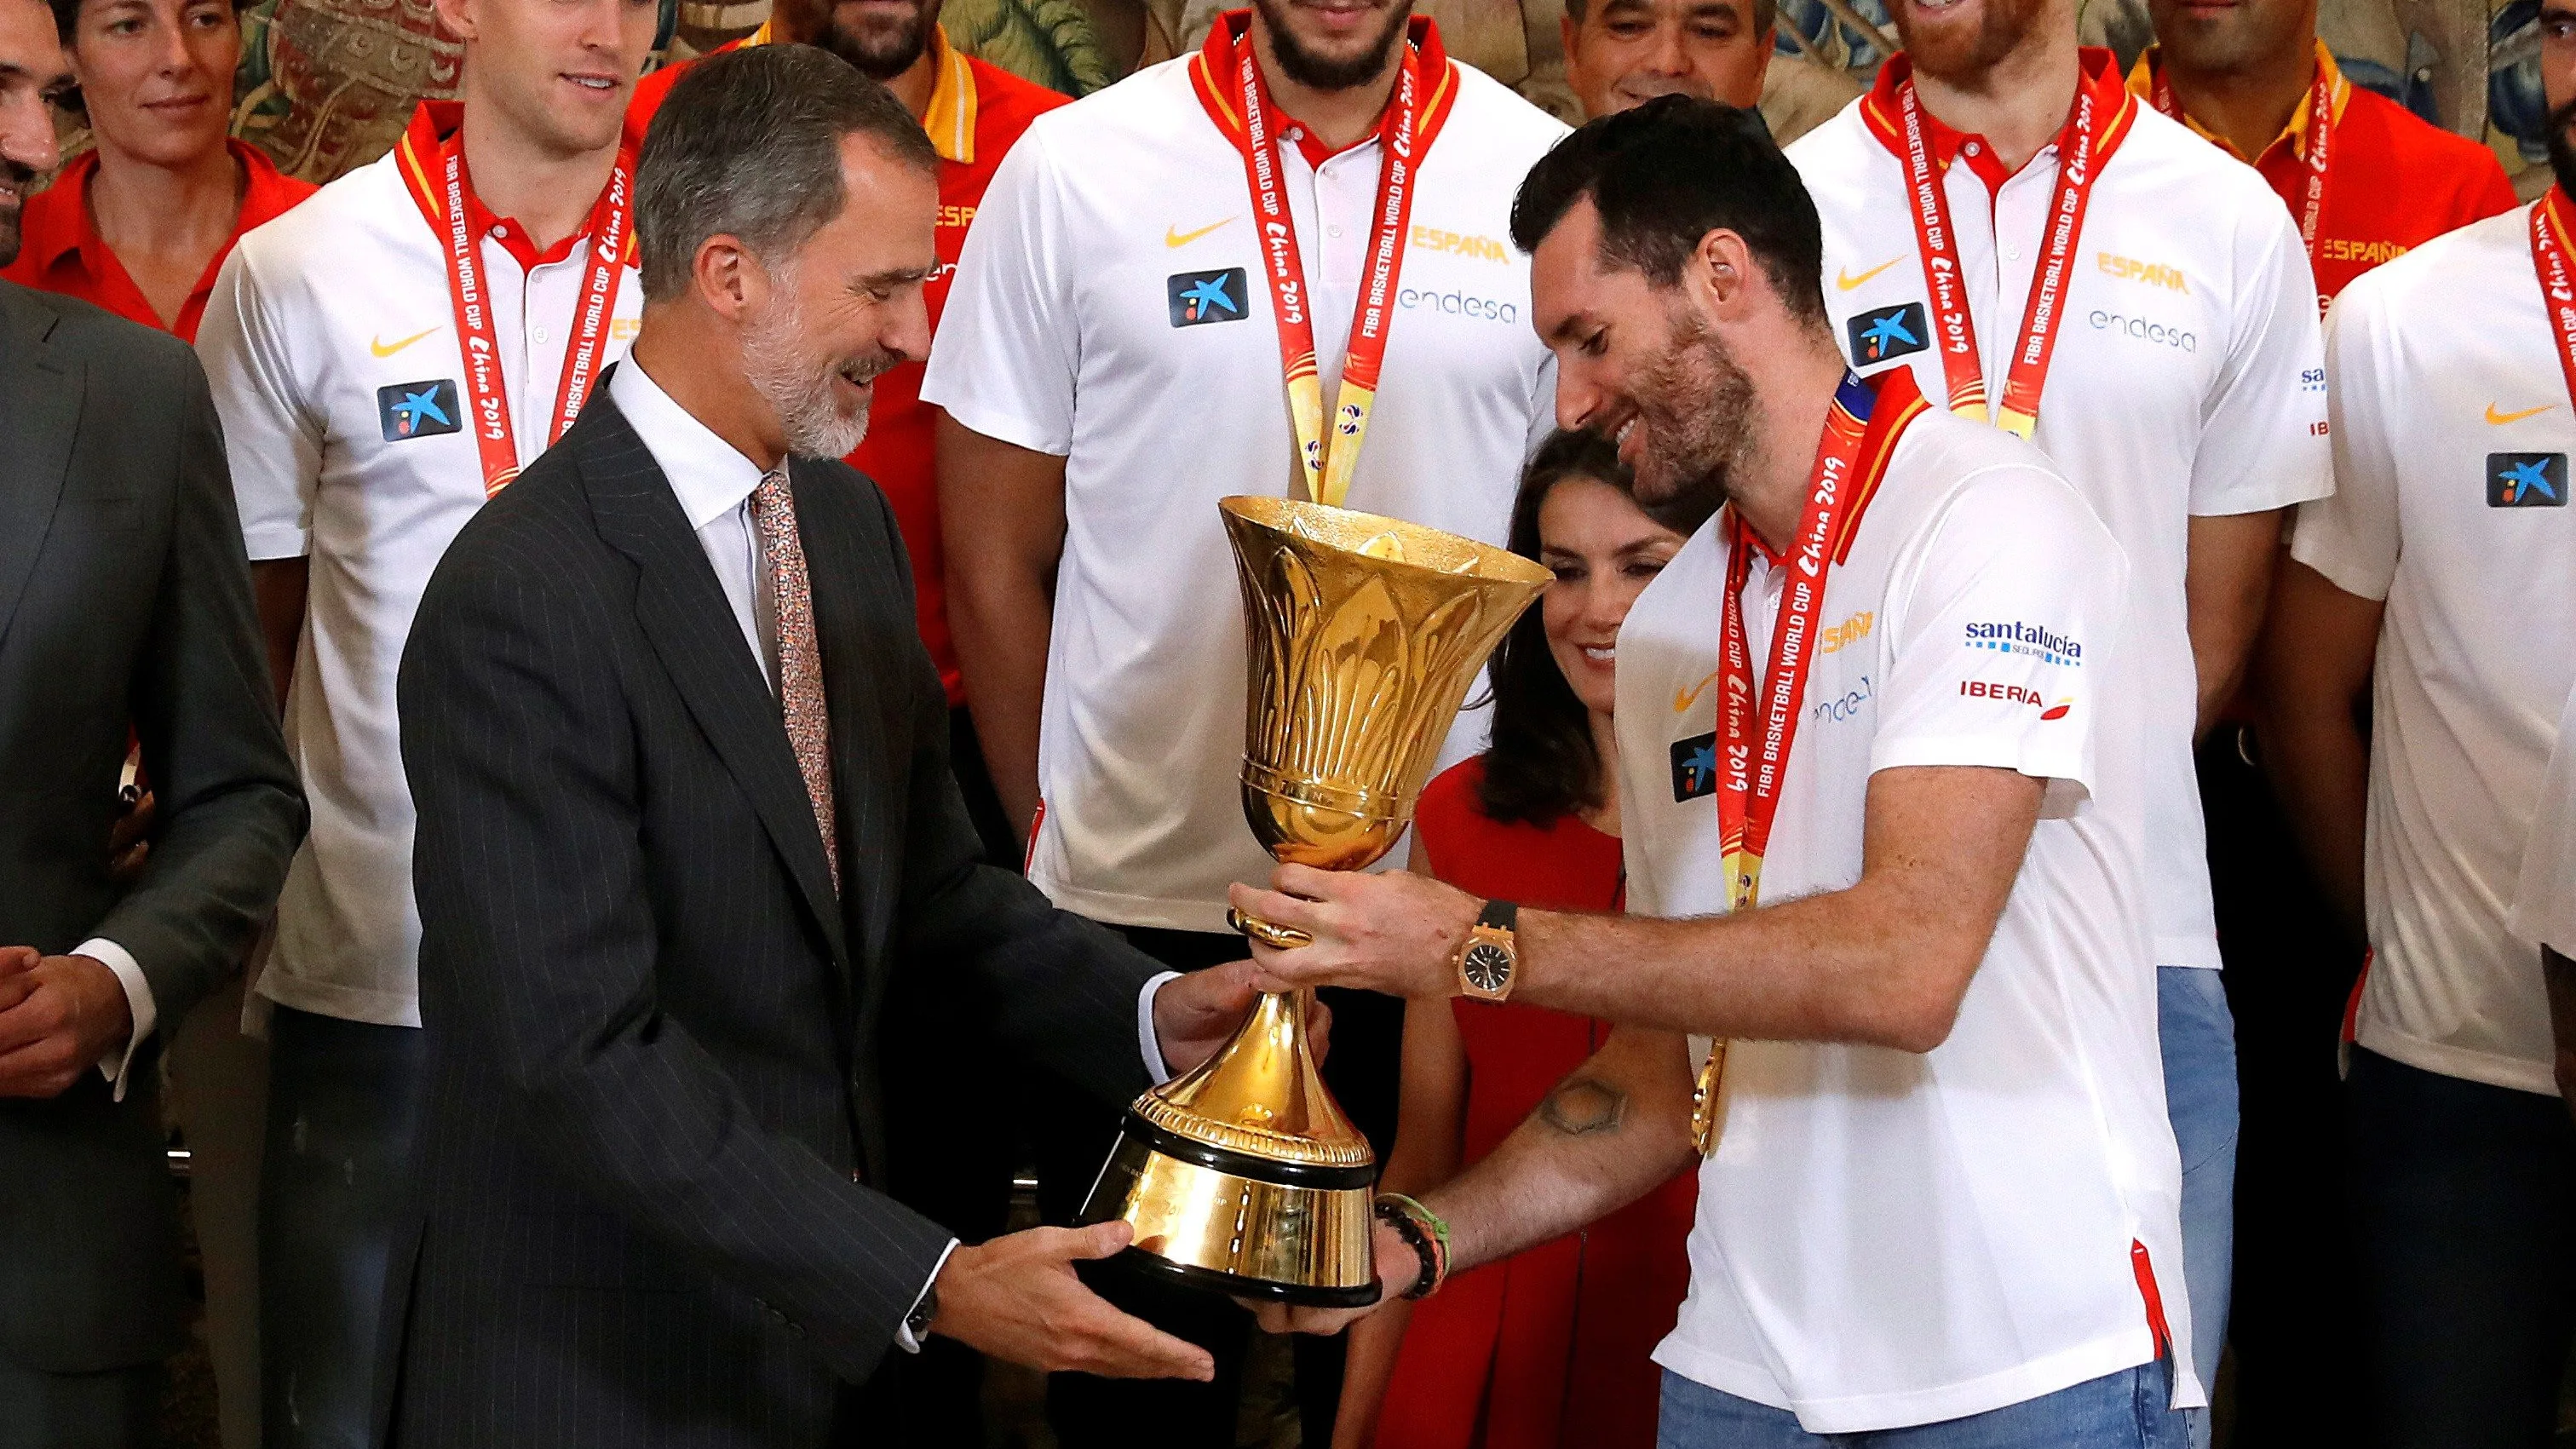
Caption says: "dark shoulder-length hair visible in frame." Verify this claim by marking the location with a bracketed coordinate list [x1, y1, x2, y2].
[1477, 428, 1659, 828]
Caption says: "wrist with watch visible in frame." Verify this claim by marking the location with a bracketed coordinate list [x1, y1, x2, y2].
[1453, 898, 1519, 1002]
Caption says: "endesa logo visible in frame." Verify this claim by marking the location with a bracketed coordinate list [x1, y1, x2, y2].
[1959, 681, 2075, 720]
[1964, 620, 2082, 666]
[2089, 309, 2196, 353]
[1399, 287, 1519, 325]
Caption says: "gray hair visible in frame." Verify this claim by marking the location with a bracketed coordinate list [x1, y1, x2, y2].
[635, 43, 939, 304]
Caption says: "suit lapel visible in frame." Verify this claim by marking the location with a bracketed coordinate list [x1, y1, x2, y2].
[578, 398, 853, 980]
[797, 461, 890, 969]
[0, 286, 85, 654]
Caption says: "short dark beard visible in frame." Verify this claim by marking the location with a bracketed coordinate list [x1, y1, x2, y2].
[819, 10, 929, 80]
[1625, 307, 1758, 514]
[0, 159, 33, 268]
[2549, 93, 2576, 200]
[1252, 0, 1413, 91]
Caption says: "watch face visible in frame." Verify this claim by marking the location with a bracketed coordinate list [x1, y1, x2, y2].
[1462, 940, 1514, 995]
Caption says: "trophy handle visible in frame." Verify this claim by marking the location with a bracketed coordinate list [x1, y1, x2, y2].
[1227, 907, 1313, 950]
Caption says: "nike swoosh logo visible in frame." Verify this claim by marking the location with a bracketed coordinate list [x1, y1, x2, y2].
[1835, 256, 1903, 292]
[1674, 670, 1719, 715]
[2487, 402, 2554, 425]
[1165, 217, 1237, 249]
[371, 327, 439, 358]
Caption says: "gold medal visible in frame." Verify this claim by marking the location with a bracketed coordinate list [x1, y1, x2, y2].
[1690, 1040, 1728, 1157]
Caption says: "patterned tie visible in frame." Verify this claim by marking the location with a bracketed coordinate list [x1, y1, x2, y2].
[750, 467, 839, 893]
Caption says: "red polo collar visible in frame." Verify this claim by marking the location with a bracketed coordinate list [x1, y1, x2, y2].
[1860, 45, 2140, 193]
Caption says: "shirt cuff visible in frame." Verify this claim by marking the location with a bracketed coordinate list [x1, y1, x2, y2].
[1137, 971, 1182, 1087]
[76, 938, 154, 1103]
[894, 1238, 962, 1354]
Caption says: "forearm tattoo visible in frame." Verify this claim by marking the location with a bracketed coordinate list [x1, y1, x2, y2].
[1538, 1076, 1627, 1136]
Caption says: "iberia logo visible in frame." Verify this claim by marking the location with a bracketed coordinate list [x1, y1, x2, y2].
[1959, 680, 2074, 719]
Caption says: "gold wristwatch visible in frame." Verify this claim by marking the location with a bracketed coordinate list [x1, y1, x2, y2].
[1454, 900, 1519, 1002]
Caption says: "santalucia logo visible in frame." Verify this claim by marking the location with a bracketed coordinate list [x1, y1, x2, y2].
[1963, 620, 2083, 666]
[1399, 287, 1520, 324]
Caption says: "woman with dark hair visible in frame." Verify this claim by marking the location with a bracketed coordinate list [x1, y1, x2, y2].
[2, 0, 308, 338]
[1332, 430, 1698, 1449]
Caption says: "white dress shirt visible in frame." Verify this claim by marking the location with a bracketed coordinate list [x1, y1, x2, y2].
[607, 358, 1183, 1348]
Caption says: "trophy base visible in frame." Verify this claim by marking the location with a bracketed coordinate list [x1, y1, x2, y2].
[1078, 1109, 1380, 1308]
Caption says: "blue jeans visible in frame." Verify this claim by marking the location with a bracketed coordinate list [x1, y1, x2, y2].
[2156, 963, 2236, 1449]
[260, 1005, 426, 1449]
[1655, 1357, 2188, 1447]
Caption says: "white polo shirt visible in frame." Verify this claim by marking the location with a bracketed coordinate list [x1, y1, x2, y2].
[920, 14, 1565, 933]
[1618, 382, 2198, 1430]
[1789, 50, 2332, 969]
[198, 103, 643, 1027]
[2293, 203, 2576, 1095]
[2511, 681, 2576, 961]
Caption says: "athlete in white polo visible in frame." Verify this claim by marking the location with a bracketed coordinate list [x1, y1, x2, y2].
[1237, 98, 2194, 1448]
[2255, 12, 2576, 1435]
[1781, 0, 2328, 1429]
[922, 2, 1563, 1440]
[193, 0, 653, 1437]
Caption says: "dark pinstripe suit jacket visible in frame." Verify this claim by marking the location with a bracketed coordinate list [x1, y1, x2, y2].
[391, 388, 1162, 1447]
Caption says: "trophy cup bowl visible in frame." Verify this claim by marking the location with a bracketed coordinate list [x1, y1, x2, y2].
[1078, 497, 1550, 1305]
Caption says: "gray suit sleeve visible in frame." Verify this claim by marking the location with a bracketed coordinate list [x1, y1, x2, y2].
[91, 345, 305, 1031]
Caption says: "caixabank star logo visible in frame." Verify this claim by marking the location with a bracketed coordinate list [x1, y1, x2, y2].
[1168, 268, 1247, 328]
[1847, 302, 1929, 367]
[2487, 451, 2567, 508]
[377, 380, 461, 443]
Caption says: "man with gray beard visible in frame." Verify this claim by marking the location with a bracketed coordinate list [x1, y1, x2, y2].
[388, 44, 1285, 1446]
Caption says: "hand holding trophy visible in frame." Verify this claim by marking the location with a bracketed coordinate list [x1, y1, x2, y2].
[1078, 497, 1549, 1307]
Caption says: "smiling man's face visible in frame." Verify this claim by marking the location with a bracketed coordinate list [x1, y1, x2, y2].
[449, 0, 658, 159]
[0, 0, 68, 267]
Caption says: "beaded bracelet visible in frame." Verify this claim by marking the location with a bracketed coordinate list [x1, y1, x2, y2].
[1373, 1192, 1452, 1300]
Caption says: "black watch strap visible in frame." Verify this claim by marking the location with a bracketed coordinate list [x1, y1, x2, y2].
[1477, 899, 1518, 933]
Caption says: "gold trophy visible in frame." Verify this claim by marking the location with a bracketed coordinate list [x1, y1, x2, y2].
[1079, 497, 1550, 1305]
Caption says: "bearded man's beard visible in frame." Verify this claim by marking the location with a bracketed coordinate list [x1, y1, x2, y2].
[1892, 0, 2046, 83]
[1252, 0, 1415, 91]
[2548, 94, 2576, 201]
[744, 277, 887, 462]
[821, 13, 929, 78]
[1623, 308, 1757, 521]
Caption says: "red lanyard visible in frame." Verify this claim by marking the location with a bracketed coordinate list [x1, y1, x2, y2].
[2529, 188, 2576, 415]
[428, 139, 632, 497]
[1229, 36, 1423, 508]
[1894, 76, 2121, 440]
[1713, 371, 1883, 910]
[1693, 370, 1910, 1155]
[2150, 57, 2333, 302]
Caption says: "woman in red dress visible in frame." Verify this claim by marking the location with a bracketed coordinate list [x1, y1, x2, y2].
[1333, 431, 1701, 1449]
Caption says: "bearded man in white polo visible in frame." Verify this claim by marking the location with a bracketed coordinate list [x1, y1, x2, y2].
[1239, 97, 2196, 1449]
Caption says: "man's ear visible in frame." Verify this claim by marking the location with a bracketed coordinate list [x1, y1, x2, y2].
[690, 235, 768, 322]
[428, 0, 474, 43]
[1687, 227, 1757, 322]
